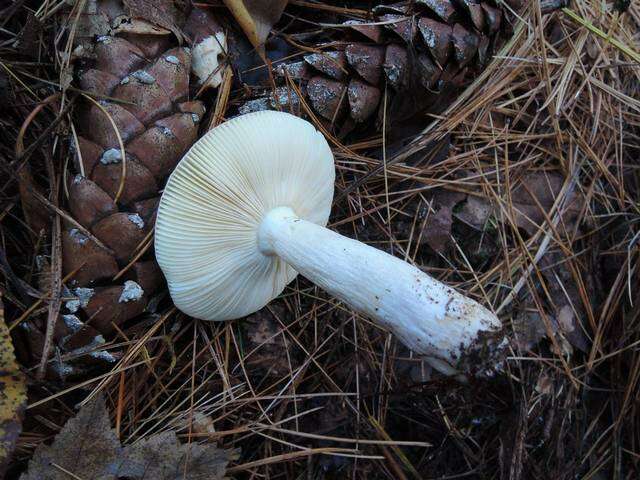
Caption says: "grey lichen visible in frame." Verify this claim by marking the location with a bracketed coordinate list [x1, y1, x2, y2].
[119, 280, 144, 303]
[69, 229, 89, 245]
[127, 214, 145, 229]
[100, 148, 122, 165]
[62, 314, 83, 332]
[66, 287, 95, 313]
[131, 70, 156, 84]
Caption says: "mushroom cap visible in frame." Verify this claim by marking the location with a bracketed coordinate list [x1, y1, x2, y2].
[155, 111, 335, 320]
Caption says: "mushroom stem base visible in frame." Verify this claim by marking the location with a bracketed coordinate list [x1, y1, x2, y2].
[258, 206, 504, 375]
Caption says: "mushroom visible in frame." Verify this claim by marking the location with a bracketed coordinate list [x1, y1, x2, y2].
[155, 111, 504, 375]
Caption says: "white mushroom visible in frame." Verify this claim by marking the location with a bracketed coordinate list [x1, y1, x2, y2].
[191, 31, 227, 89]
[155, 111, 503, 374]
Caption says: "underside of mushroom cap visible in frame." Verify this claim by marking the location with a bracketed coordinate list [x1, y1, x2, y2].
[155, 111, 335, 320]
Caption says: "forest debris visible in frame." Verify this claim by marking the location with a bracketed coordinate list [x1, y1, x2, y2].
[17, 168, 51, 236]
[513, 251, 592, 354]
[307, 76, 346, 121]
[191, 412, 217, 437]
[73, 0, 116, 54]
[110, 15, 172, 35]
[244, 304, 298, 377]
[0, 69, 11, 106]
[222, 0, 288, 55]
[117, 431, 235, 479]
[456, 172, 582, 235]
[538, 251, 591, 353]
[122, 0, 186, 43]
[347, 79, 381, 122]
[184, 8, 227, 90]
[16, 12, 42, 58]
[20, 394, 237, 480]
[512, 310, 549, 351]
[418, 190, 465, 253]
[421, 204, 454, 253]
[0, 248, 41, 303]
[455, 195, 492, 229]
[345, 44, 385, 85]
[20, 395, 119, 480]
[0, 296, 27, 477]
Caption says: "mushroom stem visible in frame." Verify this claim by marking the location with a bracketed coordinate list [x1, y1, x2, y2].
[258, 206, 504, 374]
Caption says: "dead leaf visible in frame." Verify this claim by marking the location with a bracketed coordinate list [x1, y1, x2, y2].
[539, 251, 591, 352]
[535, 374, 554, 395]
[422, 205, 454, 253]
[0, 69, 12, 107]
[455, 195, 492, 229]
[20, 394, 237, 480]
[222, 0, 288, 55]
[0, 248, 41, 303]
[117, 431, 234, 479]
[456, 172, 582, 235]
[0, 295, 27, 477]
[20, 395, 120, 480]
[417, 189, 465, 253]
[512, 251, 592, 354]
[509, 172, 582, 235]
[73, 0, 113, 52]
[512, 310, 549, 351]
[184, 8, 227, 90]
[244, 304, 298, 377]
[110, 14, 172, 35]
[123, 0, 186, 43]
[246, 310, 281, 345]
[17, 12, 42, 58]
[191, 412, 217, 437]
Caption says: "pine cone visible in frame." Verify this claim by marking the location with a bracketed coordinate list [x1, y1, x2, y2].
[239, 0, 567, 132]
[36, 1, 223, 377]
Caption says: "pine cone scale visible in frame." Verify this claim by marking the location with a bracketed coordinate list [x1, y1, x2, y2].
[84, 103, 145, 147]
[91, 159, 158, 205]
[68, 176, 117, 228]
[94, 36, 146, 77]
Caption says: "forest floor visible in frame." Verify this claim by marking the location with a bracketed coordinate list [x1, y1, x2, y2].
[1, 1, 639, 479]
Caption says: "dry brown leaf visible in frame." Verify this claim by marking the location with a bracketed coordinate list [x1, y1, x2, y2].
[222, 0, 288, 55]
[512, 250, 592, 354]
[538, 251, 591, 353]
[17, 12, 42, 58]
[456, 172, 582, 235]
[123, 0, 186, 43]
[244, 304, 298, 377]
[110, 14, 172, 35]
[184, 8, 227, 90]
[118, 431, 235, 479]
[0, 295, 27, 476]
[20, 394, 237, 480]
[420, 190, 466, 253]
[422, 205, 454, 253]
[73, 0, 113, 53]
[20, 394, 119, 480]
[0, 69, 11, 105]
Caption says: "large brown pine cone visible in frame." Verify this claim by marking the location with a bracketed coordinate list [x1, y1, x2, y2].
[239, 0, 567, 133]
[27, 1, 223, 377]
